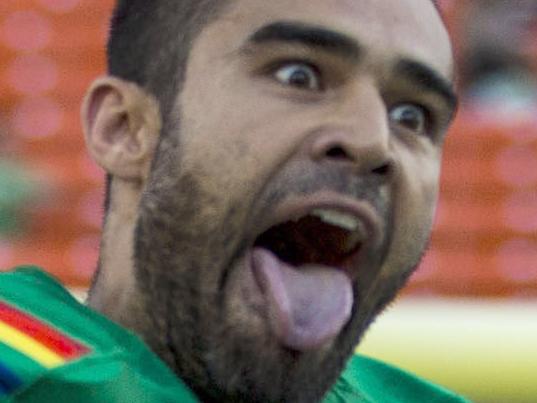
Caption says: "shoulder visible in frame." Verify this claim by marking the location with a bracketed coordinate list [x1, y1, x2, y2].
[0, 267, 198, 402]
[325, 354, 472, 403]
[0, 266, 117, 353]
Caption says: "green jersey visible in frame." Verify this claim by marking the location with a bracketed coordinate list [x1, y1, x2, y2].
[0, 267, 470, 402]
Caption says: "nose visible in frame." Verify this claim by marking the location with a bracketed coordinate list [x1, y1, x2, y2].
[310, 129, 393, 176]
[308, 83, 393, 178]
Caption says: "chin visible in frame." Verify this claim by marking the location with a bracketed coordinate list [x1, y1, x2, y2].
[187, 254, 378, 403]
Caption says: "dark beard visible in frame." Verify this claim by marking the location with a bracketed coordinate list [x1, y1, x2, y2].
[132, 131, 423, 402]
[133, 170, 351, 403]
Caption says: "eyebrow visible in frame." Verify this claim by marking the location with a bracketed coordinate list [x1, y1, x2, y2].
[394, 59, 458, 112]
[247, 21, 362, 62]
[246, 21, 458, 112]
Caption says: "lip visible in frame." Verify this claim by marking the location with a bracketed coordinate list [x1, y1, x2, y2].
[252, 190, 384, 274]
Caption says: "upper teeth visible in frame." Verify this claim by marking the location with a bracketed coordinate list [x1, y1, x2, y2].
[311, 209, 361, 232]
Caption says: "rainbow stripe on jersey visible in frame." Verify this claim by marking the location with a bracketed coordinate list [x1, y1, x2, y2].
[0, 299, 91, 396]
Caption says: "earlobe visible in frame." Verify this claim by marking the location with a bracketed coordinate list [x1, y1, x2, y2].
[82, 76, 161, 181]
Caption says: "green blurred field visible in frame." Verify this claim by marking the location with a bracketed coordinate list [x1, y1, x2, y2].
[358, 298, 537, 403]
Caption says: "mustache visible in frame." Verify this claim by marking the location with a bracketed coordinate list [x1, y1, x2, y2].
[255, 164, 390, 218]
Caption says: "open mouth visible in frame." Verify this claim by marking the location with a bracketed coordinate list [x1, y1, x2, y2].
[253, 209, 366, 269]
[249, 204, 377, 352]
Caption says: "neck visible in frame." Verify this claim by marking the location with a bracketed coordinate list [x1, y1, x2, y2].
[86, 179, 148, 333]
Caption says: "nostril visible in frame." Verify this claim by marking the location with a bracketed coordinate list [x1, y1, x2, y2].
[372, 163, 391, 176]
[325, 146, 350, 160]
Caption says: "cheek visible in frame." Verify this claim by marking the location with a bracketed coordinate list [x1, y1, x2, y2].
[397, 146, 440, 224]
[179, 73, 316, 198]
[381, 143, 441, 276]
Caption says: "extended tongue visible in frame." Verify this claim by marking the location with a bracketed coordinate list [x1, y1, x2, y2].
[251, 248, 353, 351]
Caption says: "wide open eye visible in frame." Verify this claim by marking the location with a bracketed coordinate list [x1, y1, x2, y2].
[389, 103, 429, 135]
[274, 62, 322, 91]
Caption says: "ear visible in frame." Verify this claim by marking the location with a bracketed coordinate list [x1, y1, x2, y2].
[82, 76, 161, 182]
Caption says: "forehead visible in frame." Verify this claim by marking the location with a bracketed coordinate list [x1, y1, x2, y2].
[207, 0, 452, 78]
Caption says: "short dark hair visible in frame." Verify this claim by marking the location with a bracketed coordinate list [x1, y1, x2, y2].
[103, 0, 230, 213]
[108, 0, 229, 116]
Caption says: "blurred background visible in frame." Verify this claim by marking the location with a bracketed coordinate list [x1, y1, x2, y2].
[0, 0, 536, 401]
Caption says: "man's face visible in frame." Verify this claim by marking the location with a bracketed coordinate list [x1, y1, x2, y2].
[134, 0, 455, 401]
